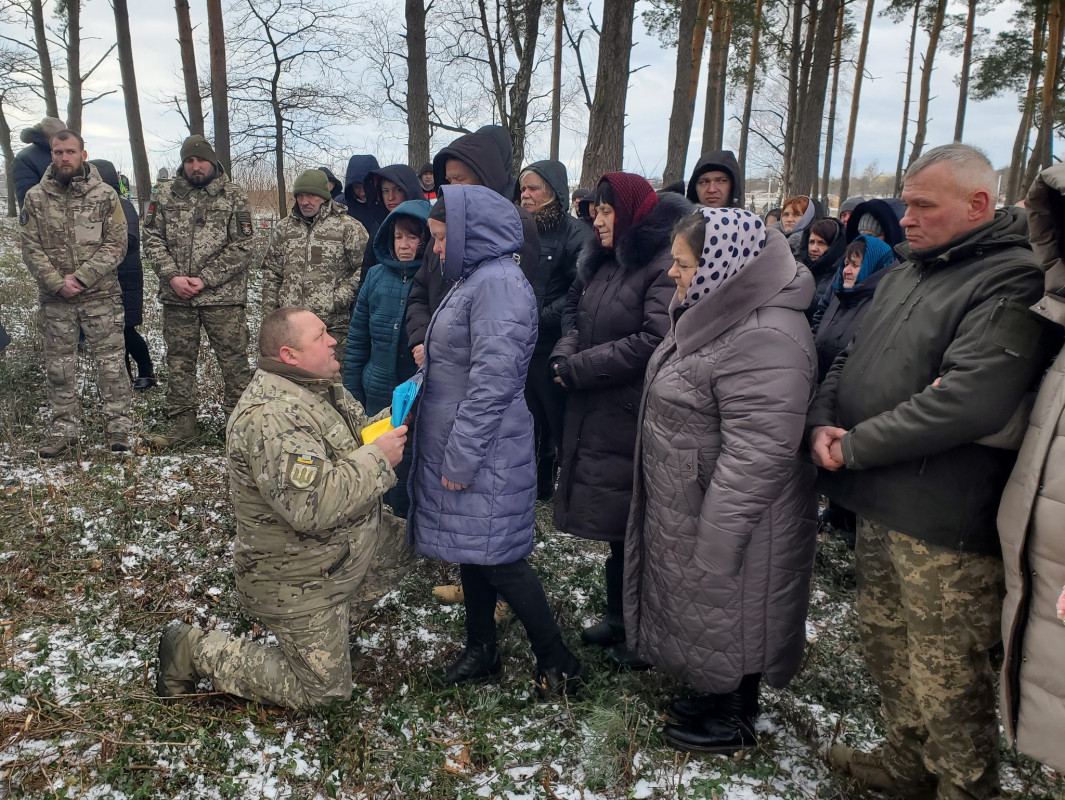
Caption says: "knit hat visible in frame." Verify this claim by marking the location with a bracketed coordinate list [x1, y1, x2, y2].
[180, 134, 218, 165]
[855, 213, 883, 239]
[595, 172, 658, 247]
[292, 169, 331, 201]
[682, 208, 767, 308]
[839, 196, 866, 214]
[419, 162, 434, 176]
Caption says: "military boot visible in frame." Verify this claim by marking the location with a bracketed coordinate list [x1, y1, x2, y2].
[147, 412, 198, 450]
[156, 622, 205, 697]
[37, 435, 78, 459]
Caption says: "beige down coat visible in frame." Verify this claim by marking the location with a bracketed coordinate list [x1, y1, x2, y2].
[623, 229, 819, 694]
[997, 164, 1065, 772]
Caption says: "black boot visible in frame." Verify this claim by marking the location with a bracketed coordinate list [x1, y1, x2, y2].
[662, 676, 759, 755]
[669, 693, 719, 724]
[580, 613, 625, 646]
[607, 642, 653, 671]
[429, 642, 502, 686]
[536, 454, 557, 501]
[534, 648, 583, 699]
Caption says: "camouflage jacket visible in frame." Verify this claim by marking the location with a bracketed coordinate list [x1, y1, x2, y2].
[226, 359, 395, 617]
[262, 200, 366, 336]
[21, 164, 127, 304]
[142, 169, 253, 307]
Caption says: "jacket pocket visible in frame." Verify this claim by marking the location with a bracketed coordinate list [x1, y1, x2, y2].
[679, 448, 705, 518]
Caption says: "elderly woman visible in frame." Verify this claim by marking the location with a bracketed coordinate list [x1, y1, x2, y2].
[624, 207, 819, 754]
[550, 172, 691, 668]
[409, 185, 580, 698]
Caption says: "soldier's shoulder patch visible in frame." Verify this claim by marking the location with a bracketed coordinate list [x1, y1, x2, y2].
[287, 453, 320, 489]
[145, 201, 156, 226]
[18, 206, 28, 226]
[237, 210, 253, 238]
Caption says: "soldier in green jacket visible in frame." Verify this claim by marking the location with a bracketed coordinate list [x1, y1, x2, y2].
[261, 170, 367, 350]
[156, 307, 412, 710]
[21, 130, 132, 457]
[142, 135, 255, 447]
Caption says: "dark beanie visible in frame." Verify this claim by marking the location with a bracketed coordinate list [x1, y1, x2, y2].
[180, 134, 218, 165]
[595, 172, 658, 247]
[292, 169, 331, 201]
[419, 162, 434, 176]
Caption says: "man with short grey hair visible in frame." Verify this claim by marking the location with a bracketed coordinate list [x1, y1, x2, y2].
[808, 143, 1053, 799]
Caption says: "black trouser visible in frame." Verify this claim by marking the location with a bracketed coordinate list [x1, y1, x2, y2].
[524, 352, 566, 463]
[460, 559, 566, 667]
[605, 540, 625, 618]
[124, 325, 153, 378]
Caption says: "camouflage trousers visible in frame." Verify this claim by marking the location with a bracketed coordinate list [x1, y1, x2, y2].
[855, 518, 1003, 800]
[192, 512, 413, 710]
[38, 295, 132, 437]
[162, 303, 252, 417]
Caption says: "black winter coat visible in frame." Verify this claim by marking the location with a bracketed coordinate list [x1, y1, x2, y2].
[813, 267, 888, 380]
[90, 159, 143, 327]
[799, 217, 847, 321]
[13, 138, 51, 209]
[551, 192, 692, 542]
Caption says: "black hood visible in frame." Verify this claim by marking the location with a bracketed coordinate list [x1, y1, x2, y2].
[89, 158, 138, 239]
[363, 164, 425, 208]
[799, 217, 848, 281]
[434, 130, 510, 197]
[476, 124, 517, 198]
[89, 158, 121, 192]
[522, 159, 569, 208]
[686, 149, 743, 208]
[343, 154, 380, 205]
[845, 198, 906, 247]
[318, 166, 344, 199]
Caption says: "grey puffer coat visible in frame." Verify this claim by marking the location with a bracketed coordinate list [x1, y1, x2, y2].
[624, 228, 819, 693]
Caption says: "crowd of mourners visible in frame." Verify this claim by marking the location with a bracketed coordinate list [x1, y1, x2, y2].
[9, 112, 1065, 800]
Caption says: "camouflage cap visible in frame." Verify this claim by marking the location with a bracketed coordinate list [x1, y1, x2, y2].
[293, 169, 331, 201]
[181, 134, 218, 165]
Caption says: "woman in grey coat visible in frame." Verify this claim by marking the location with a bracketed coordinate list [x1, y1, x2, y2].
[624, 207, 819, 754]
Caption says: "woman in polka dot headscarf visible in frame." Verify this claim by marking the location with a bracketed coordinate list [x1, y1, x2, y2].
[621, 205, 820, 756]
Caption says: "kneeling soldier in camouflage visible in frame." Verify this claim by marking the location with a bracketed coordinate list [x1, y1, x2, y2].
[157, 307, 412, 710]
[21, 129, 132, 457]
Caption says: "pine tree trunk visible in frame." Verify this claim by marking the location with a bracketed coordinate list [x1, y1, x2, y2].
[953, 0, 977, 141]
[406, 0, 431, 168]
[701, 0, 733, 152]
[1007, 3, 1046, 202]
[113, 0, 152, 213]
[907, 0, 948, 168]
[206, 0, 232, 176]
[663, 0, 705, 184]
[840, 0, 875, 203]
[66, 0, 82, 132]
[579, 0, 636, 187]
[790, 0, 840, 196]
[0, 102, 16, 215]
[30, 0, 58, 119]
[175, 0, 205, 136]
[820, 0, 845, 209]
[737, 0, 763, 182]
[893, 0, 921, 196]
[1022, 1, 1065, 192]
[782, 0, 804, 192]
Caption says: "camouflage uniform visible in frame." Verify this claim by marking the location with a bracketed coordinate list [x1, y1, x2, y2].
[261, 199, 367, 345]
[21, 163, 132, 439]
[141, 167, 254, 415]
[188, 359, 412, 710]
[856, 518, 1003, 800]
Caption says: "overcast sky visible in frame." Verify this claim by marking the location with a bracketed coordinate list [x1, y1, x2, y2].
[0, 0, 1030, 187]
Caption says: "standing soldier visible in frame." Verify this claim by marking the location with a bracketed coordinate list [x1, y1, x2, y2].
[261, 169, 367, 355]
[142, 135, 254, 447]
[21, 129, 132, 457]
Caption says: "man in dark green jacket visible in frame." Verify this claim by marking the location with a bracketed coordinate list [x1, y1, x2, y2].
[808, 143, 1053, 800]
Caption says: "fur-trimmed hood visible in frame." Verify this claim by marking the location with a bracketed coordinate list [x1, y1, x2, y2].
[578, 192, 693, 282]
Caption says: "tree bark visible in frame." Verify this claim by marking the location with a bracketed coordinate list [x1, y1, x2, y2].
[737, 0, 763, 182]
[505, 0, 544, 172]
[30, 0, 58, 119]
[1022, 0, 1064, 192]
[1006, 3, 1046, 203]
[953, 0, 977, 141]
[820, 0, 845, 209]
[893, 0, 921, 196]
[790, 0, 840, 196]
[113, 0, 152, 213]
[701, 0, 733, 152]
[663, 0, 704, 184]
[0, 100, 16, 215]
[907, 0, 948, 167]
[206, 0, 232, 176]
[65, 0, 82, 132]
[579, 0, 636, 187]
[550, 0, 563, 160]
[840, 0, 875, 203]
[175, 0, 205, 136]
[405, 0, 430, 167]
[783, 0, 810, 193]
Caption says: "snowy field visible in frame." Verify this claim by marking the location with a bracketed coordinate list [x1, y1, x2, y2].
[0, 222, 1061, 799]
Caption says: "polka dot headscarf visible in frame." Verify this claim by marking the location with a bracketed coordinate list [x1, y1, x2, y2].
[682, 207, 767, 308]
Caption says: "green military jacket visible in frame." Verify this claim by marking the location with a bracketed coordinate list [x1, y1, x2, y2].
[142, 168, 253, 307]
[21, 163, 127, 304]
[226, 359, 396, 617]
[261, 200, 367, 337]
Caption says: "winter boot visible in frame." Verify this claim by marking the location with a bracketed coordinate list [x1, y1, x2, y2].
[827, 745, 897, 792]
[608, 642, 653, 671]
[669, 693, 719, 724]
[37, 435, 78, 459]
[581, 612, 625, 647]
[147, 412, 198, 450]
[662, 674, 760, 754]
[429, 641, 502, 686]
[534, 648, 583, 699]
[432, 584, 465, 604]
[536, 454, 557, 501]
[157, 622, 205, 697]
[108, 432, 131, 453]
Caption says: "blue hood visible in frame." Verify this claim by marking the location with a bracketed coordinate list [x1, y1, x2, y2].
[440, 184, 523, 282]
[372, 199, 431, 273]
[344, 154, 380, 205]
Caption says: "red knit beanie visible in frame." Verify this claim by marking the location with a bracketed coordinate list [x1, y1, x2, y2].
[596, 172, 659, 247]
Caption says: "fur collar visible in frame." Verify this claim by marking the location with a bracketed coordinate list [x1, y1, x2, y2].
[578, 192, 693, 282]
